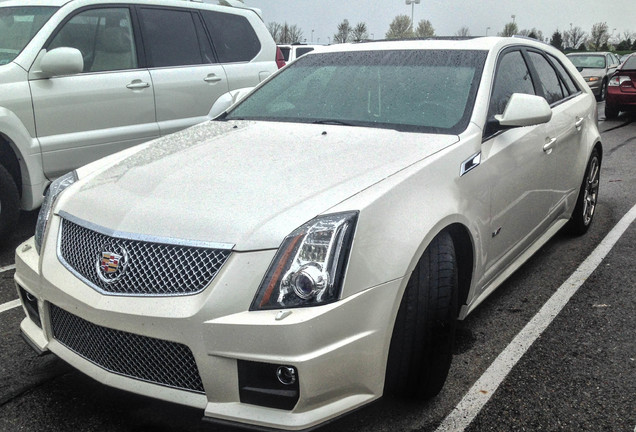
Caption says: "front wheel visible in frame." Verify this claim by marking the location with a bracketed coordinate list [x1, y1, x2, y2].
[384, 231, 458, 399]
[596, 80, 607, 101]
[0, 164, 20, 244]
[566, 148, 601, 236]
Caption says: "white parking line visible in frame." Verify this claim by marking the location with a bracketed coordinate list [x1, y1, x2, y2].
[0, 264, 16, 273]
[0, 299, 21, 314]
[436, 203, 636, 432]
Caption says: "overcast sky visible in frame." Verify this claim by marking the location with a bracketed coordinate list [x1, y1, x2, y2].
[244, 0, 635, 44]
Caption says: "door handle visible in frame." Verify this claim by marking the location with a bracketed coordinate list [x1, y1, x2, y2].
[543, 137, 557, 153]
[575, 117, 584, 129]
[204, 75, 222, 83]
[126, 81, 150, 90]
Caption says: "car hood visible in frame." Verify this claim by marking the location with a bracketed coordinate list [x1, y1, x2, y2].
[576, 67, 606, 77]
[60, 120, 458, 251]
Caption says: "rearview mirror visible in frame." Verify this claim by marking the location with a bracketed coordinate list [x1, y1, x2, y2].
[495, 93, 552, 128]
[40, 47, 84, 77]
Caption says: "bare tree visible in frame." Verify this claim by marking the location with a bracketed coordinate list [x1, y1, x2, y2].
[351, 22, 369, 42]
[499, 22, 518, 37]
[333, 19, 352, 43]
[519, 28, 544, 41]
[267, 22, 282, 42]
[268, 22, 304, 44]
[386, 15, 413, 39]
[588, 22, 609, 50]
[455, 26, 471, 37]
[622, 30, 635, 42]
[415, 19, 435, 38]
[565, 26, 587, 49]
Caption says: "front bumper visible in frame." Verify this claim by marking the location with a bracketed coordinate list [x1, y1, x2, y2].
[15, 227, 403, 431]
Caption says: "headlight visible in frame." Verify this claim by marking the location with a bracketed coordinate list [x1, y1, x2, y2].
[251, 211, 358, 310]
[35, 171, 77, 253]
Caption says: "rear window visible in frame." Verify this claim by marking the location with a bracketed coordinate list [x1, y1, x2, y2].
[226, 49, 487, 134]
[568, 55, 606, 69]
[201, 11, 260, 63]
[623, 56, 636, 70]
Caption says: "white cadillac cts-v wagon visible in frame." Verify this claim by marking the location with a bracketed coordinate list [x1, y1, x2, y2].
[15, 38, 602, 431]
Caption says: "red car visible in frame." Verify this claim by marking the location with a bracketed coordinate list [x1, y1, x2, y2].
[605, 54, 636, 118]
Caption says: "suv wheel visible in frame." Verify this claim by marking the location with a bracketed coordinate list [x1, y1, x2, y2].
[384, 231, 458, 399]
[0, 164, 20, 244]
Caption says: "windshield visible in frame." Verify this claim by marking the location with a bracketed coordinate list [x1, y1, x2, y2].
[225, 49, 487, 134]
[568, 55, 606, 69]
[0, 6, 58, 65]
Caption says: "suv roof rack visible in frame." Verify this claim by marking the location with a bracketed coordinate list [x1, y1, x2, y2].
[185, 0, 262, 20]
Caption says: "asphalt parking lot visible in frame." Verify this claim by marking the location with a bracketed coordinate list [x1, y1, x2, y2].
[0, 102, 634, 432]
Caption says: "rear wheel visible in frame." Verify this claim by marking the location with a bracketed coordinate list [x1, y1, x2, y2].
[0, 164, 20, 244]
[566, 148, 600, 236]
[384, 231, 458, 399]
[604, 103, 619, 119]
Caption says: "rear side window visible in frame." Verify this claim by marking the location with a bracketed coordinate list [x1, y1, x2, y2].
[139, 8, 203, 67]
[548, 54, 579, 96]
[296, 47, 314, 58]
[489, 50, 535, 118]
[528, 51, 564, 104]
[201, 11, 260, 63]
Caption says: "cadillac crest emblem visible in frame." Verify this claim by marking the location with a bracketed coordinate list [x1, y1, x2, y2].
[96, 246, 128, 283]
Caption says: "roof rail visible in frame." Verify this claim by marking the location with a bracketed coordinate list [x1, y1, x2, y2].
[185, 0, 263, 20]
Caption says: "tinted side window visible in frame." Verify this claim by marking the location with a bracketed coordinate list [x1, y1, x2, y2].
[489, 50, 535, 118]
[548, 54, 579, 95]
[528, 51, 564, 104]
[296, 47, 314, 58]
[139, 8, 202, 67]
[201, 11, 260, 63]
[49, 8, 137, 72]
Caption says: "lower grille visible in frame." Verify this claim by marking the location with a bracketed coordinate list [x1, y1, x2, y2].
[50, 304, 204, 393]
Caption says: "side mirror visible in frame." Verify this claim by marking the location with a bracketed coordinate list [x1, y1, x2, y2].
[208, 87, 253, 119]
[40, 47, 84, 77]
[495, 93, 552, 128]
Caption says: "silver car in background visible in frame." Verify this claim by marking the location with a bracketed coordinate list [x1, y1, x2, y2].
[16, 38, 602, 431]
[567, 51, 621, 100]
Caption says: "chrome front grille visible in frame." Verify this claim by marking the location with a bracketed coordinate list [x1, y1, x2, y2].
[57, 215, 232, 296]
[50, 304, 204, 393]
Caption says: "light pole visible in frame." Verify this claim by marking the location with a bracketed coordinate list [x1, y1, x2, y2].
[311, 29, 314, 43]
[405, 0, 420, 32]
[486, 26, 490, 36]
[511, 14, 516, 24]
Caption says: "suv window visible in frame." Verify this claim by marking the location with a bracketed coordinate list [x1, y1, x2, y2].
[49, 8, 137, 72]
[488, 50, 535, 118]
[528, 51, 564, 104]
[201, 10, 260, 63]
[139, 8, 203, 67]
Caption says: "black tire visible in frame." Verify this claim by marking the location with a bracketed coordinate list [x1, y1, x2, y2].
[384, 231, 458, 399]
[0, 164, 20, 244]
[566, 148, 600, 236]
[604, 103, 619, 119]
[596, 80, 607, 102]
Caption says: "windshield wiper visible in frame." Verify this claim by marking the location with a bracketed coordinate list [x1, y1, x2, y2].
[311, 119, 355, 126]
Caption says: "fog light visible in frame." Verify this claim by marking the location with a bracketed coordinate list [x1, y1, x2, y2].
[238, 360, 299, 410]
[18, 286, 41, 328]
[276, 366, 297, 385]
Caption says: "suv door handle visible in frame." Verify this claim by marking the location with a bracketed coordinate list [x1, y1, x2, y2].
[126, 80, 150, 90]
[543, 137, 557, 153]
[575, 117, 584, 129]
[204, 74, 222, 83]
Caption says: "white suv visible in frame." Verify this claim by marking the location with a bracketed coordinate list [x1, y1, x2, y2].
[0, 0, 278, 240]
